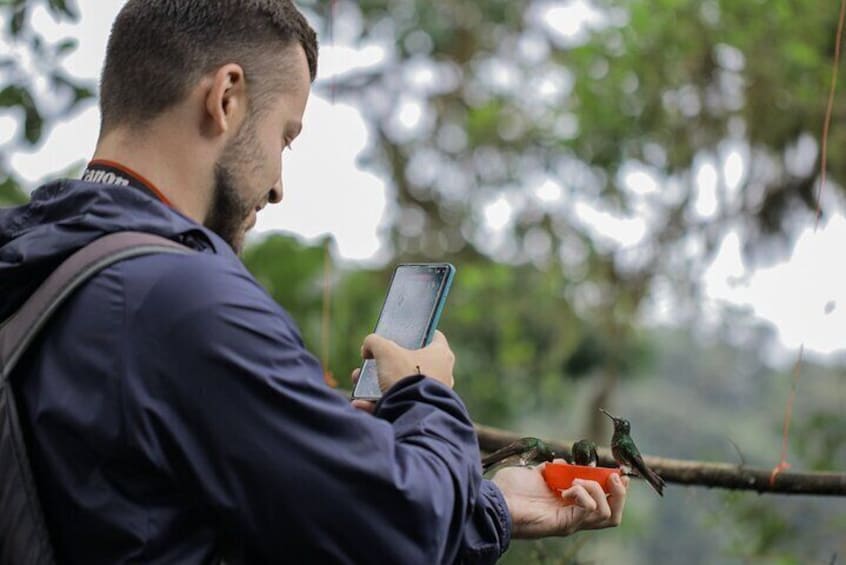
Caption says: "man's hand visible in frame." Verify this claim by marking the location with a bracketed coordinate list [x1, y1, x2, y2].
[360, 330, 455, 392]
[349, 331, 456, 414]
[491, 462, 628, 538]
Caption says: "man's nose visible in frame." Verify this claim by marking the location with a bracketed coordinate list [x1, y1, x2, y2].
[268, 180, 283, 204]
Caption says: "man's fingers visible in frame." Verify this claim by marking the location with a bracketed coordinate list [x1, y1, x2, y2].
[560, 484, 596, 512]
[607, 473, 628, 525]
[428, 330, 448, 347]
[574, 479, 612, 521]
[350, 368, 361, 384]
[351, 399, 376, 414]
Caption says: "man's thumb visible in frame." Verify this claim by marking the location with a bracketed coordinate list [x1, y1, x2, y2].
[361, 333, 391, 359]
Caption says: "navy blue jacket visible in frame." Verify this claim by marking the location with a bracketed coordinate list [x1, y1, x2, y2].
[0, 180, 511, 564]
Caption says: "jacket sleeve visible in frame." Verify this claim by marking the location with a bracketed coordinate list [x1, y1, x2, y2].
[458, 479, 512, 564]
[126, 253, 511, 564]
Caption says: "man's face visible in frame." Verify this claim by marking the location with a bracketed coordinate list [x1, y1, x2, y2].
[205, 46, 310, 253]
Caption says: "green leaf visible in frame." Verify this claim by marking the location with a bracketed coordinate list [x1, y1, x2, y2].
[72, 85, 94, 105]
[0, 84, 42, 144]
[0, 176, 28, 205]
[23, 105, 43, 144]
[0, 85, 27, 107]
[31, 34, 43, 55]
[55, 38, 78, 56]
[465, 100, 503, 145]
[783, 40, 819, 68]
[47, 0, 78, 20]
[10, 4, 26, 37]
[49, 72, 95, 109]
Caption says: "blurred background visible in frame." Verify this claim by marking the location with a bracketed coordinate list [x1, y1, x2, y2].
[2, 0, 845, 562]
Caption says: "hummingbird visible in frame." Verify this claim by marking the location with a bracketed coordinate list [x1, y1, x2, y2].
[571, 439, 598, 467]
[481, 437, 556, 474]
[600, 408, 665, 496]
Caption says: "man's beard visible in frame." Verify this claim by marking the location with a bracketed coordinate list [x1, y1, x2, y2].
[205, 162, 250, 253]
[204, 117, 259, 253]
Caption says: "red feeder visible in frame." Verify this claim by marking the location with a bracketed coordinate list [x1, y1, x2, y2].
[542, 462, 620, 497]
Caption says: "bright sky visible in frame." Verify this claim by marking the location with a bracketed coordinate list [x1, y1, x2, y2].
[4, 1, 846, 361]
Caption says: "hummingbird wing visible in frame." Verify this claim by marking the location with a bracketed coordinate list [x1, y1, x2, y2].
[524, 444, 555, 467]
[482, 438, 536, 472]
[628, 452, 665, 497]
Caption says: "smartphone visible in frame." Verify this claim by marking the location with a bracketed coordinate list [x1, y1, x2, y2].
[351, 263, 456, 400]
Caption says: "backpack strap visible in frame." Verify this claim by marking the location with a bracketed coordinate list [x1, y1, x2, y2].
[0, 231, 192, 565]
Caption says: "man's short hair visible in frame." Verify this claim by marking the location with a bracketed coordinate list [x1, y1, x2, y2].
[100, 0, 318, 131]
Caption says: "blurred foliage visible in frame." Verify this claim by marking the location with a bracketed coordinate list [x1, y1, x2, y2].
[311, 0, 845, 268]
[0, 0, 94, 205]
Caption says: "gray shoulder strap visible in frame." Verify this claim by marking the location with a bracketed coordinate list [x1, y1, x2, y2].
[0, 231, 192, 378]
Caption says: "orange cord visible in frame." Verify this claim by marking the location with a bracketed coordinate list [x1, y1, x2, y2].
[321, 240, 337, 388]
[770, 0, 846, 486]
[770, 345, 802, 485]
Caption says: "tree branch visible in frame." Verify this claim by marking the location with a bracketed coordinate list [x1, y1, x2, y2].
[475, 423, 846, 496]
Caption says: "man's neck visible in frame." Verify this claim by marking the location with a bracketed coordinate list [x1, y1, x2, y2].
[92, 125, 214, 225]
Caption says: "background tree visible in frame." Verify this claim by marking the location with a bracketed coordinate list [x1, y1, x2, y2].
[0, 0, 94, 205]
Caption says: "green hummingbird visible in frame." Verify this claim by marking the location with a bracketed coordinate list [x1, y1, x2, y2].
[481, 437, 556, 474]
[600, 408, 665, 496]
[571, 439, 598, 467]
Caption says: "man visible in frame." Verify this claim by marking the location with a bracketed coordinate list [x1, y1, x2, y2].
[0, 1, 628, 563]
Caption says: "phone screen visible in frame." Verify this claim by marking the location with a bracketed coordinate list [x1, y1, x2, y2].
[352, 264, 454, 400]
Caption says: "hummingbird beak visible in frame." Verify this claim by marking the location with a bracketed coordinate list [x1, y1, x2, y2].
[599, 408, 618, 423]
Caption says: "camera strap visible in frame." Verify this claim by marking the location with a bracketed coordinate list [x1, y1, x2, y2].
[82, 159, 174, 207]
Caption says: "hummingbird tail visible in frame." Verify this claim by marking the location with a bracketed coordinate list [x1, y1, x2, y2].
[643, 467, 665, 497]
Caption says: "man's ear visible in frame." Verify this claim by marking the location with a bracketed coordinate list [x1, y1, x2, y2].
[204, 63, 248, 135]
